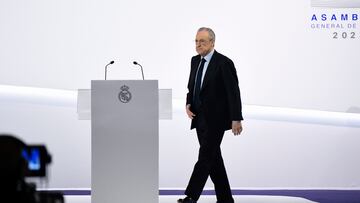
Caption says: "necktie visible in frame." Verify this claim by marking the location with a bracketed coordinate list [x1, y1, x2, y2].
[193, 58, 206, 112]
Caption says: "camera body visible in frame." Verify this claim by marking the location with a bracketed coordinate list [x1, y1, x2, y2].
[0, 135, 64, 203]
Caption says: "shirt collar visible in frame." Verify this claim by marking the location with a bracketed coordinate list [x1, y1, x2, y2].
[202, 49, 215, 62]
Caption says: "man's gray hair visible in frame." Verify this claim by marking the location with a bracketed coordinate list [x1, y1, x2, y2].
[198, 27, 216, 42]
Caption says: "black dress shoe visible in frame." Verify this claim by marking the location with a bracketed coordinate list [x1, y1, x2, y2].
[177, 196, 197, 203]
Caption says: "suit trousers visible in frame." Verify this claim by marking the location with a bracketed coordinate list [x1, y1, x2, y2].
[185, 112, 234, 203]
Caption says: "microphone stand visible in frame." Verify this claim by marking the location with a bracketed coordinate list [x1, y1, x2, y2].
[139, 64, 144, 80]
[133, 61, 144, 80]
[105, 61, 114, 80]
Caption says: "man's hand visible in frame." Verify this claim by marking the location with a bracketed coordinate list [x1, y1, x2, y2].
[232, 121, 243, 136]
[186, 104, 196, 119]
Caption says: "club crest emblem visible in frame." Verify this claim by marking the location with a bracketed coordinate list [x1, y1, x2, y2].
[118, 85, 132, 103]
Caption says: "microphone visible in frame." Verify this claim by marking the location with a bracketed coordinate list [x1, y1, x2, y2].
[133, 61, 144, 80]
[105, 61, 114, 80]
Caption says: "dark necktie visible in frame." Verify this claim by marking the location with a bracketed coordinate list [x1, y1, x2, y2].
[193, 58, 206, 112]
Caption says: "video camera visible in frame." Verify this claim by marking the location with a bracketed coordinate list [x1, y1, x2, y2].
[0, 134, 64, 203]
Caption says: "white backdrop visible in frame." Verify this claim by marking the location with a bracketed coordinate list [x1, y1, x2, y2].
[1, 0, 360, 190]
[1, 0, 359, 112]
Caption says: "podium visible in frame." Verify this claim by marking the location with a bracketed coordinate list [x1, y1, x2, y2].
[87, 80, 168, 203]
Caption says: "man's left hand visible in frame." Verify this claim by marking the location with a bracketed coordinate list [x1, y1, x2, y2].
[232, 121, 243, 136]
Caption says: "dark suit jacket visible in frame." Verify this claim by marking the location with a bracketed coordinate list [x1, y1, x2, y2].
[186, 50, 243, 131]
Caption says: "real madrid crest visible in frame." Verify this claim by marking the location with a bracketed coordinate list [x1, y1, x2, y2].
[118, 85, 132, 103]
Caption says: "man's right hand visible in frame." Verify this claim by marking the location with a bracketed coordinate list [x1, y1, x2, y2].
[186, 104, 196, 119]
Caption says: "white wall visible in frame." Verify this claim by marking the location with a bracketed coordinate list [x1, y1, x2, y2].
[1, 0, 359, 112]
[1, 0, 360, 189]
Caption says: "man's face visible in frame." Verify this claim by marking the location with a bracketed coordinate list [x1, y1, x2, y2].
[195, 30, 214, 57]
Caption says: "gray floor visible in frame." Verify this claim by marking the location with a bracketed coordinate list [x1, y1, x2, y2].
[65, 195, 318, 203]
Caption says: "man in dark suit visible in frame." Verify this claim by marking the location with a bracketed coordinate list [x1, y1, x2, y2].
[178, 27, 243, 203]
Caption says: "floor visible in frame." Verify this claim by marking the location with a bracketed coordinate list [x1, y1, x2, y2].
[65, 195, 318, 203]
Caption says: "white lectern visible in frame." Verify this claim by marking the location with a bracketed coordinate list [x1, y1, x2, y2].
[91, 80, 159, 203]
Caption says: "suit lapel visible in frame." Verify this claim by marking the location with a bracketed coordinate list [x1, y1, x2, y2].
[189, 55, 201, 92]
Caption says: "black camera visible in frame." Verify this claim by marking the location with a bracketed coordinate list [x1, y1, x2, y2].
[0, 134, 64, 203]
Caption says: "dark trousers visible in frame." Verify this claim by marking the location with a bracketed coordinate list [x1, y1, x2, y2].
[185, 113, 234, 203]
